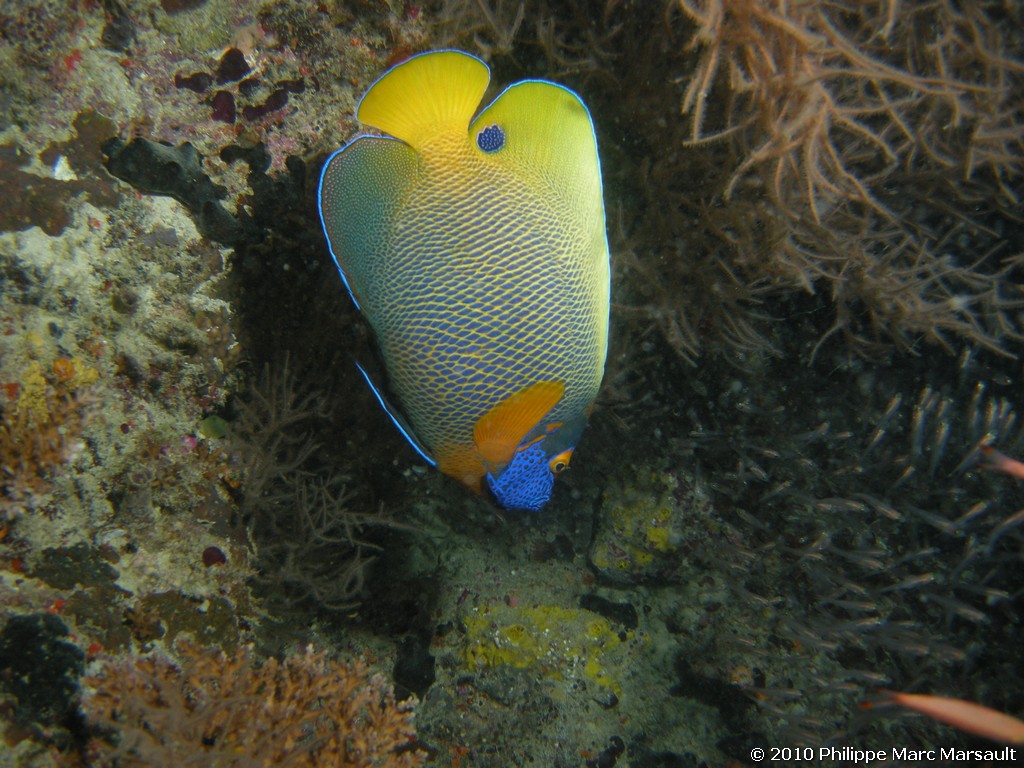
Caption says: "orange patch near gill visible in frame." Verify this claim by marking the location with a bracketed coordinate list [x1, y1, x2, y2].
[435, 381, 566, 493]
[473, 381, 565, 467]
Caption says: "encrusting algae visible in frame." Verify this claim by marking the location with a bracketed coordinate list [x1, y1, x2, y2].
[461, 603, 645, 697]
[1, 358, 98, 520]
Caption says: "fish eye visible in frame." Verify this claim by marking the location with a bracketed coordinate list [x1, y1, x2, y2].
[477, 124, 505, 153]
[549, 449, 573, 474]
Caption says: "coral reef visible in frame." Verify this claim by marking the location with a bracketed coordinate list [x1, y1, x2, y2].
[0, 0, 432, 764]
[2, 1, 1023, 766]
[1, 359, 96, 521]
[83, 640, 426, 767]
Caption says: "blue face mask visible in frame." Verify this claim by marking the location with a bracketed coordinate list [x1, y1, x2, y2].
[485, 442, 557, 512]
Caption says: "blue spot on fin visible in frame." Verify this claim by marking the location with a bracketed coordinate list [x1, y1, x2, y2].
[476, 124, 505, 153]
[355, 362, 436, 467]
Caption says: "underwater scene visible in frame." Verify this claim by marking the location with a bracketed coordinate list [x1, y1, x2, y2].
[1, 1, 1022, 766]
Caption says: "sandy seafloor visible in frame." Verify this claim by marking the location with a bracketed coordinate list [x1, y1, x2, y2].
[1, 1, 1023, 767]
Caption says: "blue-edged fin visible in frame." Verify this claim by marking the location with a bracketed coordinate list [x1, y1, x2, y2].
[473, 381, 565, 468]
[358, 50, 490, 151]
[355, 362, 436, 467]
[318, 136, 419, 309]
[471, 80, 602, 204]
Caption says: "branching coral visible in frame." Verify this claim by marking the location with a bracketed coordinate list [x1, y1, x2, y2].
[432, 0, 527, 59]
[432, 0, 623, 75]
[251, 475, 398, 610]
[83, 640, 426, 767]
[678, 0, 1009, 215]
[672, 0, 1024, 357]
[227, 357, 327, 507]
[229, 359, 413, 611]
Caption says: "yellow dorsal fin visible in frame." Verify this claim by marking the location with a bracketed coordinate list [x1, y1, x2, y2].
[357, 50, 489, 152]
[474, 381, 565, 467]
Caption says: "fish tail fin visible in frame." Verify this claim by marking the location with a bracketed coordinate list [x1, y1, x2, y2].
[357, 50, 490, 151]
[980, 444, 1024, 479]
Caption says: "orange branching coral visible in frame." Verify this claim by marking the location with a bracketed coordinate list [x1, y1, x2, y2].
[670, 0, 1024, 356]
[83, 641, 426, 768]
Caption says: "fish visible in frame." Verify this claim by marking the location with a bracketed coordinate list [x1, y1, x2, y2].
[318, 50, 610, 511]
[865, 690, 1024, 745]
[980, 444, 1024, 480]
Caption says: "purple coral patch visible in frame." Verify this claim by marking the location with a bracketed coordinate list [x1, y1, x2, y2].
[174, 71, 212, 93]
[211, 90, 236, 124]
[241, 88, 287, 120]
[160, 0, 206, 14]
[202, 546, 227, 567]
[215, 47, 251, 84]
[241, 79, 304, 121]
[238, 76, 261, 98]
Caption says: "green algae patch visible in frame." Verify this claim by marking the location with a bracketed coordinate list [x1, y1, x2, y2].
[30, 543, 120, 590]
[461, 603, 643, 696]
[589, 469, 714, 585]
[139, 591, 239, 652]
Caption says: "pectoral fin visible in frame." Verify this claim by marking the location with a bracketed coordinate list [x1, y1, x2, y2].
[473, 380, 565, 468]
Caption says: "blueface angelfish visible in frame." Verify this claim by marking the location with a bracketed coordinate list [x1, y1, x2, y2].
[318, 50, 610, 511]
